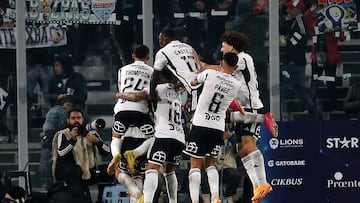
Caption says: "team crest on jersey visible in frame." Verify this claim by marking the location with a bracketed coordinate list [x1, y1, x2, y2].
[113, 121, 126, 133]
[210, 145, 222, 156]
[186, 142, 198, 154]
[152, 151, 166, 163]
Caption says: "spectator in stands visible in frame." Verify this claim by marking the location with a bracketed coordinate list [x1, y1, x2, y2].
[0, 50, 16, 143]
[48, 53, 88, 109]
[51, 105, 110, 202]
[343, 80, 360, 118]
[0, 176, 25, 203]
[38, 96, 74, 188]
[178, 0, 207, 54]
[153, 0, 176, 48]
[227, 0, 269, 111]
[304, 3, 346, 111]
[27, 48, 54, 108]
[279, 0, 319, 118]
[202, 0, 237, 64]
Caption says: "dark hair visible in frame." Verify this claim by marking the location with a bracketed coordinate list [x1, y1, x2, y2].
[134, 45, 149, 59]
[161, 28, 177, 41]
[221, 31, 250, 52]
[54, 53, 74, 78]
[160, 68, 181, 84]
[67, 105, 84, 118]
[222, 52, 238, 68]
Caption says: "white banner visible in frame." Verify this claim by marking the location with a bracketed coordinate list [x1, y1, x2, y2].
[0, 24, 67, 49]
[2, 0, 119, 25]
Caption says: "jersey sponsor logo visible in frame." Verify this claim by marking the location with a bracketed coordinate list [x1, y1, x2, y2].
[151, 151, 166, 164]
[269, 138, 304, 149]
[267, 159, 306, 167]
[205, 112, 220, 121]
[271, 178, 303, 186]
[325, 137, 359, 149]
[327, 172, 360, 188]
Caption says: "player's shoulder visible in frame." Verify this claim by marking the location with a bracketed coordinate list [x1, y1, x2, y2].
[237, 51, 251, 59]
[201, 68, 216, 75]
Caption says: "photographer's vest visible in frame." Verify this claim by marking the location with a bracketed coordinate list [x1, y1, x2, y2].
[52, 128, 99, 181]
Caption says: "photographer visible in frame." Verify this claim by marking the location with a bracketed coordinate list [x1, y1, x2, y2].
[51, 105, 110, 202]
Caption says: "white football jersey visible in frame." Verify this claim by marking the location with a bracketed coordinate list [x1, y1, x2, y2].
[192, 69, 242, 131]
[154, 83, 185, 143]
[153, 40, 201, 93]
[233, 51, 264, 109]
[114, 61, 154, 114]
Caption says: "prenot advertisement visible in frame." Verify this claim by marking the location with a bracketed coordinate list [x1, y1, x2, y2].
[257, 120, 360, 203]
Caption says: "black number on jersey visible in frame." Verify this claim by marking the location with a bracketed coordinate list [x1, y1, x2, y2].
[180, 55, 199, 72]
[168, 101, 181, 130]
[208, 92, 224, 113]
[123, 77, 148, 92]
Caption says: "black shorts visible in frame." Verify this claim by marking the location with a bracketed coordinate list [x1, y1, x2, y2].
[148, 138, 185, 166]
[119, 137, 147, 174]
[113, 111, 154, 137]
[183, 125, 224, 158]
[234, 108, 264, 141]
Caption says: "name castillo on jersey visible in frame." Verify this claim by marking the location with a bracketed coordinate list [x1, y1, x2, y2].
[154, 40, 201, 93]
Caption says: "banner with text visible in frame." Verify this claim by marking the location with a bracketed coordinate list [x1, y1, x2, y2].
[257, 120, 360, 203]
[0, 24, 67, 49]
[0, 0, 119, 25]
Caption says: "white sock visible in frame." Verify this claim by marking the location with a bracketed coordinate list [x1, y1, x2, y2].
[143, 169, 158, 203]
[110, 137, 123, 157]
[132, 175, 144, 193]
[241, 150, 268, 187]
[117, 172, 142, 198]
[206, 166, 220, 201]
[163, 171, 178, 203]
[188, 168, 201, 203]
[133, 137, 155, 158]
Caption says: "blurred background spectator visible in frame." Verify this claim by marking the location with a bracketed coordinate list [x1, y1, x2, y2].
[202, 0, 237, 64]
[304, 3, 346, 112]
[343, 80, 360, 119]
[227, 0, 269, 111]
[279, 0, 320, 119]
[48, 53, 88, 110]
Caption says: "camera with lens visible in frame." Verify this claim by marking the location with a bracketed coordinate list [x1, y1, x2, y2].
[79, 118, 106, 136]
